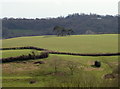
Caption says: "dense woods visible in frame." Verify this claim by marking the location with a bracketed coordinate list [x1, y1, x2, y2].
[2, 13, 118, 38]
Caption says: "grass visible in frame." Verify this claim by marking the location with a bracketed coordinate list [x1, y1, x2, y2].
[2, 53, 119, 87]
[2, 34, 118, 53]
[2, 34, 119, 87]
[1, 49, 36, 58]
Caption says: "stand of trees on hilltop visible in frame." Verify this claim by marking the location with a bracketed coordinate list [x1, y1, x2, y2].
[2, 13, 118, 38]
[53, 26, 74, 36]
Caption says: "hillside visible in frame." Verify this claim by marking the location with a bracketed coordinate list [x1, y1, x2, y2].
[2, 34, 119, 87]
[2, 13, 118, 38]
[2, 34, 118, 53]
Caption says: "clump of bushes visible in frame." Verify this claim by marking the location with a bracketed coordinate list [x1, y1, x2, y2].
[40, 52, 49, 58]
[2, 51, 49, 63]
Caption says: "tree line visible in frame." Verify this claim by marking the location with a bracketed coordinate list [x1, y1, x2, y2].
[2, 13, 118, 38]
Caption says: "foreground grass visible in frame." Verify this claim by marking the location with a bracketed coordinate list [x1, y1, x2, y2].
[2, 53, 118, 87]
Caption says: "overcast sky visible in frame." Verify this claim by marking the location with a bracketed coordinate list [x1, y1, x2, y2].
[0, 0, 119, 18]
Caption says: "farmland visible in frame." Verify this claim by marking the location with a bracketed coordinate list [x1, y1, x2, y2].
[1, 34, 119, 87]
[2, 34, 118, 53]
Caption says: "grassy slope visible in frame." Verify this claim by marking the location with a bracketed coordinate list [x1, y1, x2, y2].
[2, 34, 118, 53]
[2, 54, 118, 87]
[2, 34, 119, 87]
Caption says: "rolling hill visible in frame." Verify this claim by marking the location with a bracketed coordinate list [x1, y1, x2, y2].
[2, 34, 119, 87]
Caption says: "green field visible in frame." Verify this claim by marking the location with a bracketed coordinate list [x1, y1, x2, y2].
[2, 34, 119, 87]
[2, 50, 34, 58]
[2, 34, 118, 53]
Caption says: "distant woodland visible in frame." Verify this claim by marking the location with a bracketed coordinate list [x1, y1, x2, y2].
[2, 13, 119, 38]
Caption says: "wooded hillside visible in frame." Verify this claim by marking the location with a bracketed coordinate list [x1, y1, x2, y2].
[2, 13, 118, 38]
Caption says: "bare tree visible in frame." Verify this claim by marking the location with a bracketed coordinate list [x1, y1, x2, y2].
[66, 61, 78, 75]
[53, 26, 64, 36]
[49, 56, 62, 73]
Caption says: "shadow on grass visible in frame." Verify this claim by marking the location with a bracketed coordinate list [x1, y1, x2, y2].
[91, 65, 100, 68]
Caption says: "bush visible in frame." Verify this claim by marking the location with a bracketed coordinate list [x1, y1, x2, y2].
[94, 61, 101, 67]
[40, 52, 49, 58]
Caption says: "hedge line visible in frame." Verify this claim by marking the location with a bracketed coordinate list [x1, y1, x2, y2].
[1, 52, 49, 63]
[0, 46, 48, 51]
[1, 46, 120, 57]
[48, 51, 120, 56]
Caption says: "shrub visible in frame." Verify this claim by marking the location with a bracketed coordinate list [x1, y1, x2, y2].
[40, 52, 49, 58]
[66, 61, 79, 75]
[94, 61, 101, 67]
[48, 56, 62, 73]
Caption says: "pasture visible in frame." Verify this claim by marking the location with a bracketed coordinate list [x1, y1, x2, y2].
[1, 34, 119, 87]
[2, 34, 118, 53]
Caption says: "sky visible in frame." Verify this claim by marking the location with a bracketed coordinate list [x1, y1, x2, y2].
[0, 0, 119, 18]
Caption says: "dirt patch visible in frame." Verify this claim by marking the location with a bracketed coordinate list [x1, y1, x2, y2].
[87, 61, 94, 65]
[84, 67, 103, 71]
[104, 73, 118, 79]
[2, 62, 39, 73]
[110, 62, 118, 65]
[33, 61, 45, 64]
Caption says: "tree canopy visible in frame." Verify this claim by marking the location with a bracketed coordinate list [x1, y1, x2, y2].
[2, 13, 118, 38]
[53, 26, 74, 36]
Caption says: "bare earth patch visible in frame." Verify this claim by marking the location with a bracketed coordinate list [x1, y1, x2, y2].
[2, 62, 39, 73]
[110, 62, 118, 65]
[84, 67, 103, 71]
[103, 73, 118, 79]
[87, 61, 94, 65]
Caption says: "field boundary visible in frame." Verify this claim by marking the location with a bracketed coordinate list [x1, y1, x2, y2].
[0, 46, 48, 51]
[1, 51, 49, 63]
[1, 46, 120, 57]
